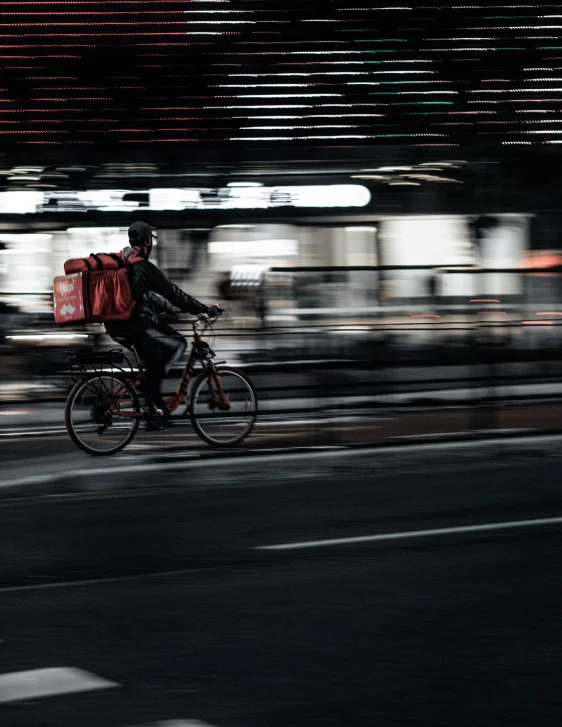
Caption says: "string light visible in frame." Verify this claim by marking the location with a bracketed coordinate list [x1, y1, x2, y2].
[3, 4, 562, 147]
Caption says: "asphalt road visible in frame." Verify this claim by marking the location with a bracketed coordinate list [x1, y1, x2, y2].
[3, 441, 562, 725]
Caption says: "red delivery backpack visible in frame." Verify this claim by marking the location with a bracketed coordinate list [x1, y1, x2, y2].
[53, 248, 145, 324]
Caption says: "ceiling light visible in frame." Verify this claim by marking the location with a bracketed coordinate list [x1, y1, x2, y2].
[226, 182, 264, 187]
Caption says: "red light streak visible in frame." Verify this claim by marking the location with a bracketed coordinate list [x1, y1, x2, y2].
[0, 22, 210, 27]
[0, 1, 184, 3]
[0, 10, 189, 14]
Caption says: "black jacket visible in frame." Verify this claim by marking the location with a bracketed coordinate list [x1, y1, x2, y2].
[105, 247, 208, 338]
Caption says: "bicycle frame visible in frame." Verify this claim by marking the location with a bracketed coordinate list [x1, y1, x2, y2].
[108, 316, 228, 418]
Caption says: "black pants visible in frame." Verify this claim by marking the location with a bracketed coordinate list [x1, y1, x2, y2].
[117, 323, 187, 408]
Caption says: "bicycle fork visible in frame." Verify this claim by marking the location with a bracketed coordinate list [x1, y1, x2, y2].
[207, 368, 229, 410]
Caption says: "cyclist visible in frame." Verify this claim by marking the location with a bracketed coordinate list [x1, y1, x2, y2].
[105, 221, 222, 429]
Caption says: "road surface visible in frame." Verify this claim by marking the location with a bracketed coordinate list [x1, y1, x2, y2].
[2, 440, 562, 725]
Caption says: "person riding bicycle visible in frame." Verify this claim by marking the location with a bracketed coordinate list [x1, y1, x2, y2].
[105, 221, 222, 429]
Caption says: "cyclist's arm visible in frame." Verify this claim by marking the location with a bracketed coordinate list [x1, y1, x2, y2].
[144, 291, 180, 316]
[137, 261, 210, 316]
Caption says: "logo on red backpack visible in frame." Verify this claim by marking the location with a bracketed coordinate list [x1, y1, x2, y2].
[53, 273, 85, 323]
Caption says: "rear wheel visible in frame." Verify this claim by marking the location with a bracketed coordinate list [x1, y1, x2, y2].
[190, 366, 257, 446]
[65, 374, 140, 455]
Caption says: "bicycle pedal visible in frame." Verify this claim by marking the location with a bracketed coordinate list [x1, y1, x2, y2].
[145, 418, 166, 431]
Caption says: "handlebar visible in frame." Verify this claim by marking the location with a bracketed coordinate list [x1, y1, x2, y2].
[188, 308, 226, 331]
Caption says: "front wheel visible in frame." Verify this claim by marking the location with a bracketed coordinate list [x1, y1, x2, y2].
[65, 373, 140, 455]
[190, 366, 257, 446]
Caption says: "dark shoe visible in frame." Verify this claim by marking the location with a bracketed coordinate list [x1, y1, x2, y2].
[145, 404, 169, 431]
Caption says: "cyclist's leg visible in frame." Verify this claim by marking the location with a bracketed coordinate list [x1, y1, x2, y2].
[109, 335, 155, 406]
[154, 322, 188, 375]
[134, 324, 186, 412]
[132, 335, 166, 409]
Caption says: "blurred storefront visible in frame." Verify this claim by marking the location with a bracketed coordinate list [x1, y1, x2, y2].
[0, 212, 532, 317]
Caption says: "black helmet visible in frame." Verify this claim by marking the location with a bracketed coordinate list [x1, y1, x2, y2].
[128, 220, 152, 244]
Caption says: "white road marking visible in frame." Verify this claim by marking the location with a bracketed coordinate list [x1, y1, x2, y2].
[255, 515, 562, 551]
[148, 721, 218, 727]
[0, 667, 119, 703]
[4, 515, 562, 595]
[126, 722, 218, 727]
[0, 409, 36, 416]
[0, 448, 358, 489]
[0, 429, 67, 437]
[0, 567, 213, 594]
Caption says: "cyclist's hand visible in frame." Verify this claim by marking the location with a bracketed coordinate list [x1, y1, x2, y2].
[206, 304, 225, 319]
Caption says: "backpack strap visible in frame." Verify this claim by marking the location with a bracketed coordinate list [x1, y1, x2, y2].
[83, 257, 93, 271]
[107, 253, 126, 268]
[91, 254, 104, 270]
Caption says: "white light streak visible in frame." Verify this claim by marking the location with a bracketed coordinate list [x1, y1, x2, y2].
[338, 5, 413, 8]
[290, 51, 362, 55]
[374, 90, 458, 94]
[234, 94, 343, 98]
[7, 334, 88, 341]
[183, 20, 257, 23]
[425, 47, 496, 51]
[226, 182, 263, 187]
[209, 239, 297, 255]
[233, 114, 385, 119]
[184, 8, 255, 11]
[468, 99, 562, 103]
[470, 88, 562, 92]
[216, 84, 313, 88]
[229, 135, 373, 141]
[0, 186, 372, 213]
[233, 115, 302, 119]
[240, 125, 357, 129]
[206, 105, 314, 109]
[227, 71, 432, 76]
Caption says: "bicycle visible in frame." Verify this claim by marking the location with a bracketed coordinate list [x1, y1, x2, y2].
[64, 314, 257, 455]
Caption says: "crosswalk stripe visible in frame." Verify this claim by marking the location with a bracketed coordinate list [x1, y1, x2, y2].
[0, 667, 119, 703]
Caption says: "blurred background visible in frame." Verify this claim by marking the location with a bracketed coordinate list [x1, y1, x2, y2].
[1, 182, 561, 420]
[3, 0, 562, 423]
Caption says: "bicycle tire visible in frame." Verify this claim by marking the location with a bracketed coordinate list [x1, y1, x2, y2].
[189, 366, 257, 447]
[65, 373, 140, 456]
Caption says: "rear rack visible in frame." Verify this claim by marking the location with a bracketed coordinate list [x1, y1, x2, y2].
[66, 348, 137, 381]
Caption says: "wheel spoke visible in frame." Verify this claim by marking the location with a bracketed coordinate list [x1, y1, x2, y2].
[191, 369, 256, 446]
[66, 375, 140, 455]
